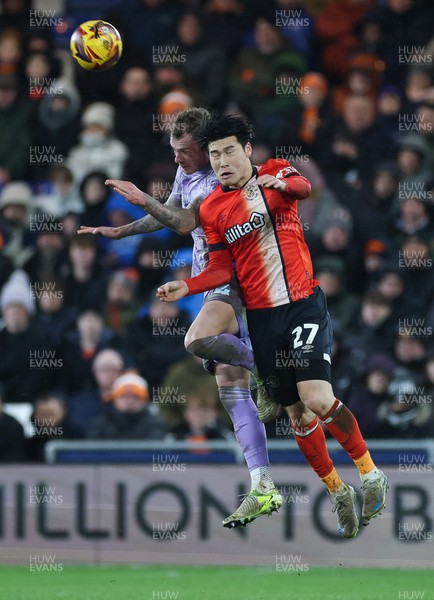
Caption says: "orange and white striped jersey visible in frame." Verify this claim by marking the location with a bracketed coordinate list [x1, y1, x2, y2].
[184, 158, 318, 310]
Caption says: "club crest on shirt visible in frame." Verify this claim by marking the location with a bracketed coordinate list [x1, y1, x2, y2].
[243, 184, 260, 201]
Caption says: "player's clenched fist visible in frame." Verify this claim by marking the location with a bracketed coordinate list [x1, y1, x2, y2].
[157, 281, 189, 302]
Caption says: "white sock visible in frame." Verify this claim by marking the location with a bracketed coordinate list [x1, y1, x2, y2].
[360, 467, 381, 481]
[250, 466, 274, 493]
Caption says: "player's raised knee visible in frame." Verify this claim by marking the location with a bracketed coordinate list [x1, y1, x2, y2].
[184, 328, 198, 352]
[298, 383, 334, 416]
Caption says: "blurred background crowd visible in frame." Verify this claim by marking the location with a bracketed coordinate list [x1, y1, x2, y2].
[0, 0, 434, 462]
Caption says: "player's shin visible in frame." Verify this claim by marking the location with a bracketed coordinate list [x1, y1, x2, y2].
[218, 387, 272, 491]
[291, 416, 337, 488]
[320, 399, 372, 468]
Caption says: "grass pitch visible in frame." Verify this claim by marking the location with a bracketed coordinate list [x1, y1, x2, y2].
[0, 565, 433, 600]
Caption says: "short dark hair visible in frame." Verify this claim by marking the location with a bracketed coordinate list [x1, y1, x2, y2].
[170, 107, 210, 139]
[198, 113, 254, 149]
[362, 290, 391, 308]
[34, 391, 66, 407]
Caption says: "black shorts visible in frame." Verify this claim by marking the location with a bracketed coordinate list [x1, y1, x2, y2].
[246, 287, 332, 406]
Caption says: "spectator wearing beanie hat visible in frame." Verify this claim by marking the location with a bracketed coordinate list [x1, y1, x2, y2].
[309, 207, 364, 294]
[0, 181, 36, 269]
[0, 270, 60, 402]
[0, 269, 36, 318]
[67, 102, 128, 185]
[363, 239, 389, 274]
[86, 372, 168, 440]
[36, 80, 82, 164]
[158, 90, 193, 117]
[333, 52, 384, 116]
[396, 133, 432, 188]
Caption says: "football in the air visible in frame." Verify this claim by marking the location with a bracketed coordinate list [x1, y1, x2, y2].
[70, 20, 123, 71]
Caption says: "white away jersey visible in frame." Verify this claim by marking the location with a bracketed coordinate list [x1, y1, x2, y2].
[171, 166, 219, 276]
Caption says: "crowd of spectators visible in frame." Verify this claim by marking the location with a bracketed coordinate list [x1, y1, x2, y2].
[0, 0, 434, 461]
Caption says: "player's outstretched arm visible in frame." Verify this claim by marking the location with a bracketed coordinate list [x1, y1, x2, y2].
[77, 192, 200, 239]
[78, 214, 166, 240]
[78, 225, 127, 239]
[106, 179, 201, 235]
[157, 244, 233, 302]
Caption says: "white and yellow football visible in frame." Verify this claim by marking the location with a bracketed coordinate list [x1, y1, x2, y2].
[70, 20, 123, 71]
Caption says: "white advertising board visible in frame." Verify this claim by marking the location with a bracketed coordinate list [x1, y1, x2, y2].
[0, 465, 432, 568]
